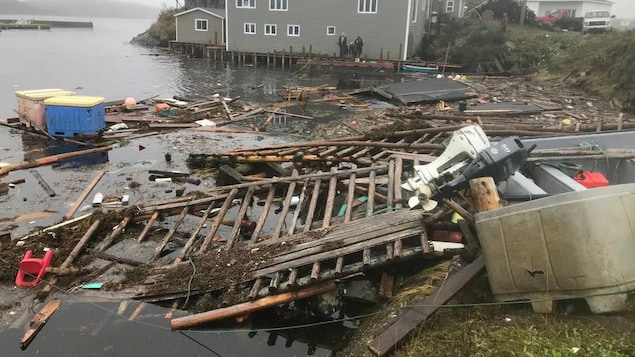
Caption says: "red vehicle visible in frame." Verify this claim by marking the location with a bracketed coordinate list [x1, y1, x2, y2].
[537, 10, 567, 24]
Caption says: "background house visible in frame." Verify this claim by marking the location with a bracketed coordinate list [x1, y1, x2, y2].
[526, 0, 614, 18]
[439, 0, 466, 19]
[225, 0, 435, 61]
[174, 7, 225, 46]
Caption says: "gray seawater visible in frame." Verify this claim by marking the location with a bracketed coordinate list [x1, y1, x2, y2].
[0, 16, 342, 357]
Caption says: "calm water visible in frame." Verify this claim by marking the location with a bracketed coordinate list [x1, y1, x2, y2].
[0, 16, 348, 356]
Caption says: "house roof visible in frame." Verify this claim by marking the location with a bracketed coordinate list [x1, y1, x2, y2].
[174, 7, 225, 19]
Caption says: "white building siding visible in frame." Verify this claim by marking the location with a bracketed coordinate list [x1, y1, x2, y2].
[527, 1, 613, 18]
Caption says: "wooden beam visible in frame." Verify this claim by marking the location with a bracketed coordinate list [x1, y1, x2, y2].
[0, 146, 113, 177]
[20, 299, 61, 350]
[366, 256, 485, 356]
[171, 281, 336, 329]
[64, 168, 107, 220]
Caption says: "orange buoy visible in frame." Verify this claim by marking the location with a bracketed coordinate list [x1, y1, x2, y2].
[155, 102, 170, 113]
[124, 97, 137, 109]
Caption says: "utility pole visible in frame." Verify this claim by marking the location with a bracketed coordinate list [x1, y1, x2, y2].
[520, 0, 528, 25]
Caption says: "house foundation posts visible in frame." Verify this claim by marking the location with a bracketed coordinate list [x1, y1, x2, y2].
[282, 49, 286, 71]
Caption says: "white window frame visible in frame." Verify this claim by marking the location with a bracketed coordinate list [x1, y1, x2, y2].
[327, 26, 336, 35]
[244, 23, 256, 34]
[269, 0, 288, 11]
[195, 18, 208, 31]
[236, 0, 256, 8]
[358, 0, 378, 14]
[446, 0, 454, 13]
[287, 24, 300, 36]
[264, 24, 277, 35]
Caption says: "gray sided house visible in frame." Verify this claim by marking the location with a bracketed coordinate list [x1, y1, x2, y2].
[440, 0, 465, 19]
[175, 8, 225, 45]
[225, 0, 435, 61]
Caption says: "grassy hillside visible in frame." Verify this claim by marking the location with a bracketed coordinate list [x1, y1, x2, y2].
[422, 18, 635, 111]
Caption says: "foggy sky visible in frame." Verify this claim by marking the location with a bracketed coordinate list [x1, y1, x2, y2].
[610, 0, 635, 18]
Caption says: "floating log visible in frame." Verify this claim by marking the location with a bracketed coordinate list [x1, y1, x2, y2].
[0, 146, 113, 177]
[171, 281, 336, 329]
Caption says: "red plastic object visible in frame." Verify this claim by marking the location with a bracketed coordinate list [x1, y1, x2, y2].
[573, 171, 609, 188]
[433, 230, 463, 243]
[15, 250, 53, 287]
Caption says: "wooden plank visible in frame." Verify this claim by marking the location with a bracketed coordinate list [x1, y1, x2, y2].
[197, 188, 238, 253]
[367, 255, 485, 356]
[344, 164, 357, 222]
[322, 167, 338, 228]
[149, 205, 190, 263]
[97, 215, 133, 251]
[20, 299, 61, 350]
[367, 164, 376, 217]
[64, 167, 107, 220]
[174, 201, 216, 264]
[137, 211, 159, 242]
[252, 227, 423, 277]
[30, 169, 56, 197]
[285, 268, 298, 288]
[226, 187, 255, 249]
[222, 100, 233, 120]
[248, 278, 263, 300]
[39, 220, 101, 298]
[387, 160, 394, 210]
[250, 185, 275, 244]
[87, 248, 145, 266]
[289, 179, 310, 235]
[394, 158, 403, 209]
[268, 272, 281, 292]
[378, 272, 394, 300]
[230, 107, 264, 121]
[271, 170, 299, 240]
[274, 210, 423, 256]
[303, 178, 322, 233]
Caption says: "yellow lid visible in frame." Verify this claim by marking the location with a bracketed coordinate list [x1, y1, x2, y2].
[15, 89, 75, 100]
[44, 95, 105, 107]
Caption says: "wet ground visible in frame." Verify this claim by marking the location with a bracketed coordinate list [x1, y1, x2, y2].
[0, 298, 332, 356]
[2, 71, 633, 355]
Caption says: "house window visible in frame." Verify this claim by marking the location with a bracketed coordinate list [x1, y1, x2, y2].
[358, 0, 377, 14]
[244, 23, 256, 34]
[446, 0, 454, 13]
[287, 24, 300, 36]
[264, 24, 277, 35]
[270, 0, 288, 11]
[195, 19, 208, 31]
[327, 26, 336, 35]
[236, 0, 255, 8]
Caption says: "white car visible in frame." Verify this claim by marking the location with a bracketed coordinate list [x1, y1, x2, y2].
[582, 10, 614, 33]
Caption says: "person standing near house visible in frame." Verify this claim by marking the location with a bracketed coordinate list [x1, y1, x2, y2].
[354, 35, 364, 57]
[338, 33, 348, 60]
